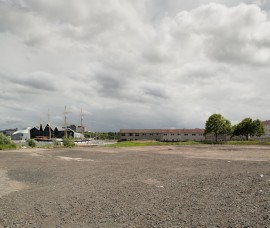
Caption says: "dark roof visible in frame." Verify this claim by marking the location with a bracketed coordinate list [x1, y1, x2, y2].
[120, 129, 205, 134]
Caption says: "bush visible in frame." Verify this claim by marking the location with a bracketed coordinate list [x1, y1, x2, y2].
[63, 137, 75, 148]
[0, 133, 16, 150]
[27, 139, 37, 148]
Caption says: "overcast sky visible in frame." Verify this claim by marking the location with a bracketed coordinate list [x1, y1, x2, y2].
[1, 0, 270, 131]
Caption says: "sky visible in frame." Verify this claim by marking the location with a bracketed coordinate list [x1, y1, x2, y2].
[1, 0, 270, 131]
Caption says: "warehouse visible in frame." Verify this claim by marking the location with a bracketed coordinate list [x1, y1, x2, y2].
[119, 129, 205, 142]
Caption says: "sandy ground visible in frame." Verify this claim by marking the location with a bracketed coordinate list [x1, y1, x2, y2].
[0, 145, 270, 227]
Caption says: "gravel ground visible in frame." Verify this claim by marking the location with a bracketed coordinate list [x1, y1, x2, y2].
[0, 145, 270, 227]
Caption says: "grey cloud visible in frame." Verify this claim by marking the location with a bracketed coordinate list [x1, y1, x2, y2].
[1, 72, 57, 92]
[1, 1, 270, 131]
[170, 3, 270, 66]
[143, 88, 168, 100]
[24, 78, 56, 91]
[95, 74, 125, 98]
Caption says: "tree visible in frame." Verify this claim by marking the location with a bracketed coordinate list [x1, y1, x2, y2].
[233, 118, 265, 140]
[253, 119, 265, 137]
[205, 114, 232, 142]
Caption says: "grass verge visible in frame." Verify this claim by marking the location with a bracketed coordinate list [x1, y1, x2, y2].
[105, 141, 202, 148]
[0, 144, 17, 150]
[105, 140, 270, 148]
[225, 140, 270, 145]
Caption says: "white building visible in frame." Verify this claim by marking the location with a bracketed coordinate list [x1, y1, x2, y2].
[11, 127, 31, 140]
[119, 129, 205, 142]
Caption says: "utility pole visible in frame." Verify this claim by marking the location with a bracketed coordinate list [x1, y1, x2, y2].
[48, 109, 51, 139]
[64, 106, 71, 137]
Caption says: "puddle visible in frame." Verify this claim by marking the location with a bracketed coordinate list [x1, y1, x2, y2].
[56, 156, 94, 162]
[0, 169, 28, 198]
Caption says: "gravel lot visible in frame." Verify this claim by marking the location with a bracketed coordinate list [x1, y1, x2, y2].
[0, 145, 270, 227]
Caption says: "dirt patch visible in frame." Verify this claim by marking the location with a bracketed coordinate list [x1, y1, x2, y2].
[0, 169, 28, 198]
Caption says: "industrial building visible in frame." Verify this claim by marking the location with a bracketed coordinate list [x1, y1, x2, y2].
[11, 124, 83, 141]
[11, 128, 31, 140]
[119, 129, 205, 142]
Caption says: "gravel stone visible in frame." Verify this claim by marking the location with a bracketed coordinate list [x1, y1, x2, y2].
[0, 145, 270, 227]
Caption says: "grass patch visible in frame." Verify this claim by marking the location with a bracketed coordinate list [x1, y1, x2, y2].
[0, 133, 17, 150]
[203, 140, 270, 145]
[225, 140, 270, 145]
[0, 144, 17, 150]
[105, 140, 202, 148]
[105, 140, 270, 148]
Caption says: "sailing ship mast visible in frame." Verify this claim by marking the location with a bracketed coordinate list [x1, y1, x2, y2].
[48, 109, 51, 139]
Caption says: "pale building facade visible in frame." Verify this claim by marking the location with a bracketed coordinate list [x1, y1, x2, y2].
[11, 127, 31, 140]
[119, 129, 205, 142]
[262, 120, 270, 136]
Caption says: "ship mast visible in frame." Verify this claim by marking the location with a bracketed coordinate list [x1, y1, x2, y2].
[48, 109, 51, 139]
[80, 108, 85, 134]
[64, 106, 71, 137]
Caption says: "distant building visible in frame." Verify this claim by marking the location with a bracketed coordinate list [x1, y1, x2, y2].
[262, 120, 270, 137]
[76, 125, 85, 133]
[67, 125, 85, 133]
[30, 124, 75, 139]
[205, 134, 230, 141]
[67, 125, 77, 132]
[0, 128, 17, 137]
[11, 128, 31, 140]
[119, 129, 205, 142]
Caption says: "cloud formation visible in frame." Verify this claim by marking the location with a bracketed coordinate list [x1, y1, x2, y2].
[1, 0, 270, 131]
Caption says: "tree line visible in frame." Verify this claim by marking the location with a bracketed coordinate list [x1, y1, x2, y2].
[205, 114, 265, 142]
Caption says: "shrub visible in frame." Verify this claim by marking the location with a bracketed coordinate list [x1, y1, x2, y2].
[0, 133, 16, 150]
[27, 139, 37, 148]
[63, 137, 75, 148]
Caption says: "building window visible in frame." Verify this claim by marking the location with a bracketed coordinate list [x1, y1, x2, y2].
[192, 134, 196, 136]
[121, 133, 125, 136]
[184, 133, 188, 136]
[171, 134, 174, 136]
[129, 133, 133, 136]
[135, 134, 139, 136]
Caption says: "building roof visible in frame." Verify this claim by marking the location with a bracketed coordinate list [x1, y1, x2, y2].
[13, 127, 31, 135]
[120, 129, 205, 134]
[262, 120, 270, 125]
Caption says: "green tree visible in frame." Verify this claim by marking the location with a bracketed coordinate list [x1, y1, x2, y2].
[233, 118, 265, 140]
[253, 119, 265, 137]
[205, 114, 232, 142]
